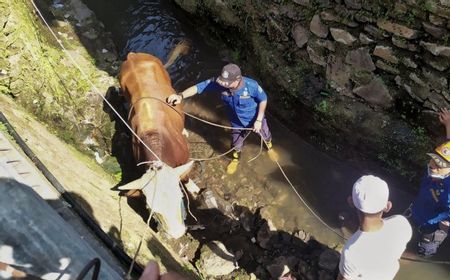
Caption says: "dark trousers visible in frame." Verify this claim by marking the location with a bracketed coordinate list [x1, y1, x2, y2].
[417, 224, 448, 257]
[231, 118, 272, 152]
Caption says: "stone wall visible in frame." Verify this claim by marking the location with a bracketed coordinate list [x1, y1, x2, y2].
[174, 0, 450, 183]
[0, 0, 120, 173]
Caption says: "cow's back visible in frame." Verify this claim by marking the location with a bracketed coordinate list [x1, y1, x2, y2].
[119, 53, 189, 167]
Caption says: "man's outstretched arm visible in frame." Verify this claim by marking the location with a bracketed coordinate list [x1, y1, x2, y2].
[167, 85, 198, 105]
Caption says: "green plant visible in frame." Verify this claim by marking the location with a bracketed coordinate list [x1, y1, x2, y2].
[231, 49, 240, 62]
[0, 122, 8, 133]
[315, 99, 329, 114]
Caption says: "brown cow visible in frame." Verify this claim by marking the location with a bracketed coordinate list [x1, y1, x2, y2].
[117, 46, 195, 238]
[119, 52, 188, 167]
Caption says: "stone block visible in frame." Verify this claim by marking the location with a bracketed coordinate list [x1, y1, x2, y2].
[422, 22, 447, 39]
[310, 14, 329, 38]
[330, 28, 357, 45]
[373, 45, 399, 64]
[293, 0, 311, 6]
[345, 47, 376, 71]
[375, 60, 400, 75]
[401, 57, 418, 68]
[422, 67, 448, 91]
[409, 73, 427, 87]
[391, 36, 418, 52]
[316, 38, 336, 51]
[409, 83, 431, 101]
[354, 11, 376, 23]
[377, 20, 419, 39]
[441, 0, 450, 7]
[344, 0, 362, 9]
[326, 55, 352, 96]
[307, 45, 327, 66]
[429, 14, 446, 26]
[428, 90, 450, 109]
[199, 241, 236, 277]
[393, 2, 408, 15]
[292, 24, 309, 48]
[420, 41, 450, 58]
[359, 33, 375, 44]
[320, 11, 339, 21]
[425, 0, 450, 19]
[350, 69, 374, 85]
[364, 24, 387, 39]
[353, 77, 393, 107]
[424, 52, 450, 71]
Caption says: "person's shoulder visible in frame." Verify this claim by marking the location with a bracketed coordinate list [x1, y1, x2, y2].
[384, 215, 412, 237]
[200, 77, 217, 85]
[243, 77, 266, 94]
[343, 230, 363, 248]
[242, 77, 258, 88]
[384, 215, 410, 226]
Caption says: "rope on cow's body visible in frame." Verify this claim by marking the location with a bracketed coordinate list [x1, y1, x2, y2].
[128, 96, 253, 162]
[30, 0, 162, 165]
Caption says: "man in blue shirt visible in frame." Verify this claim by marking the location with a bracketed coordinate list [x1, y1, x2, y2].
[167, 64, 273, 174]
[410, 108, 450, 257]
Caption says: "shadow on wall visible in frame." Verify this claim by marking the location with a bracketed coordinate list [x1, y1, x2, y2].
[0, 178, 121, 279]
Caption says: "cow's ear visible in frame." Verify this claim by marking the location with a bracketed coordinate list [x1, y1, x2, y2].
[174, 161, 194, 178]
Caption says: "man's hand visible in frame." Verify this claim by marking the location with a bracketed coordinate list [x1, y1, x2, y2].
[438, 108, 450, 138]
[439, 220, 449, 232]
[253, 120, 262, 133]
[167, 94, 182, 106]
[139, 261, 186, 280]
[439, 108, 450, 126]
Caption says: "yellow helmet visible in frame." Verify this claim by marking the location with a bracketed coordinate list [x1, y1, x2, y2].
[428, 141, 450, 168]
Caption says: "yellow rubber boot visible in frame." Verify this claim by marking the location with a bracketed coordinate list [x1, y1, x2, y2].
[226, 151, 240, 174]
[266, 141, 279, 162]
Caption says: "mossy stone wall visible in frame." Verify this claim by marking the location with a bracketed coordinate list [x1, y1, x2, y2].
[174, 0, 450, 184]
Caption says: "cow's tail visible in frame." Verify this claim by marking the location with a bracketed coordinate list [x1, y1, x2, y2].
[164, 40, 190, 69]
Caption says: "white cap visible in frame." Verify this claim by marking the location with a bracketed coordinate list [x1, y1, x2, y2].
[352, 175, 389, 214]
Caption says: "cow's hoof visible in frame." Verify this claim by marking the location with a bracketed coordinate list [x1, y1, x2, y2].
[119, 189, 142, 197]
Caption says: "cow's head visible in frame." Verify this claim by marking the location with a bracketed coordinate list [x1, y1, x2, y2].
[118, 161, 194, 238]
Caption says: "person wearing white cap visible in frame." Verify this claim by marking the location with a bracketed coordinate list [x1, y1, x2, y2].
[337, 175, 412, 280]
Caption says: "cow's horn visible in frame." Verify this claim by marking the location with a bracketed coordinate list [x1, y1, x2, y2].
[174, 161, 194, 178]
[117, 170, 155, 190]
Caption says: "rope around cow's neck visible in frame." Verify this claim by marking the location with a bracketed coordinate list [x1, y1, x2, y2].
[128, 96, 253, 131]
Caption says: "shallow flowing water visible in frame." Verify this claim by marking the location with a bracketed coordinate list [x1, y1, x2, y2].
[83, 0, 450, 278]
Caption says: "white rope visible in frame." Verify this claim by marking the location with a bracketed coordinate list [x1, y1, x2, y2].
[179, 182, 198, 222]
[30, 0, 162, 163]
[257, 134, 347, 241]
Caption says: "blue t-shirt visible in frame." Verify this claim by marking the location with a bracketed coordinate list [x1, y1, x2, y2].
[195, 77, 267, 128]
[411, 171, 450, 228]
